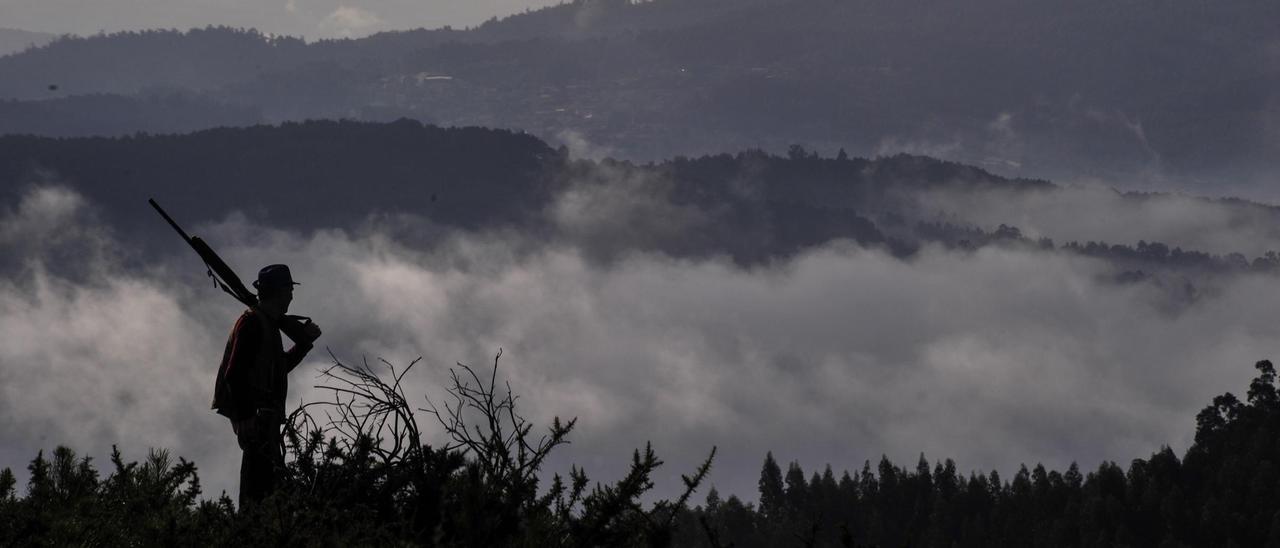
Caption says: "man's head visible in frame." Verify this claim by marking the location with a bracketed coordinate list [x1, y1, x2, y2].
[254, 264, 299, 314]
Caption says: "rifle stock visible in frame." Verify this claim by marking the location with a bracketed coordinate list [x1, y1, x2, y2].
[279, 315, 317, 346]
[189, 236, 256, 307]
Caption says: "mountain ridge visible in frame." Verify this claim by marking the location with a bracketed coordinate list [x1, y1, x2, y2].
[0, 0, 1276, 190]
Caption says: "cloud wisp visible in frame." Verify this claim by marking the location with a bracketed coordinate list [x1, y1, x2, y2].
[913, 183, 1280, 258]
[318, 5, 385, 38]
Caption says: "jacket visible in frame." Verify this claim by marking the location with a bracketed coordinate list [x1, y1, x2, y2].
[211, 308, 313, 422]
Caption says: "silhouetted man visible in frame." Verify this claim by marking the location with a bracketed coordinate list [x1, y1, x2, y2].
[211, 264, 322, 508]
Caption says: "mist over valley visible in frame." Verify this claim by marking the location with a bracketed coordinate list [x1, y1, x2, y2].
[2, 121, 1279, 505]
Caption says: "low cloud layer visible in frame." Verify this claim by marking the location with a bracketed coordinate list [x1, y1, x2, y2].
[1, 184, 1277, 504]
[915, 183, 1280, 258]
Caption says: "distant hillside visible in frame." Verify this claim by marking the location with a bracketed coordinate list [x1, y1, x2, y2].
[5, 119, 1279, 280]
[0, 28, 54, 57]
[325, 0, 777, 52]
[0, 120, 1032, 264]
[0, 28, 314, 99]
[0, 120, 559, 236]
[0, 1, 766, 100]
[0, 0, 1274, 186]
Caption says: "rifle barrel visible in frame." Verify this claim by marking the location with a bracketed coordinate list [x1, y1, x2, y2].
[148, 198, 193, 243]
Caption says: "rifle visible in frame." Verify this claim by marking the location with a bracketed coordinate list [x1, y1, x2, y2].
[149, 198, 318, 344]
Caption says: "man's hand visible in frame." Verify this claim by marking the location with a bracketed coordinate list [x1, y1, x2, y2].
[302, 321, 322, 342]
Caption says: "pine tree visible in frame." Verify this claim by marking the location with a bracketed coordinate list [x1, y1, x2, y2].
[785, 462, 810, 519]
[758, 452, 785, 522]
[704, 486, 722, 513]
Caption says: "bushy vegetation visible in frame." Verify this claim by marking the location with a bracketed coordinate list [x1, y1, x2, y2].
[4, 359, 1280, 546]
[0, 351, 714, 546]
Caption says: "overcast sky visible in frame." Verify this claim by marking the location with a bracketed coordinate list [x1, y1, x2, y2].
[0, 0, 563, 39]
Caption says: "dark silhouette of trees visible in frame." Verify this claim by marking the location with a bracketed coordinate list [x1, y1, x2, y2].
[758, 452, 785, 523]
[686, 360, 1280, 547]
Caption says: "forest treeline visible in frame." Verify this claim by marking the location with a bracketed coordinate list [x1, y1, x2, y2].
[2, 356, 1279, 546]
[687, 362, 1280, 546]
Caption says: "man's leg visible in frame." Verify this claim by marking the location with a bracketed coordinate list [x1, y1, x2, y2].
[239, 445, 264, 509]
[262, 423, 284, 494]
[237, 420, 281, 509]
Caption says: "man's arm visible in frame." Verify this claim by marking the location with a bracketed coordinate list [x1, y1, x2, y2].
[283, 341, 313, 373]
[283, 322, 321, 373]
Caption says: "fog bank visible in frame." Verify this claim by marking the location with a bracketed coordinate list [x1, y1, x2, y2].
[1, 185, 1275, 502]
